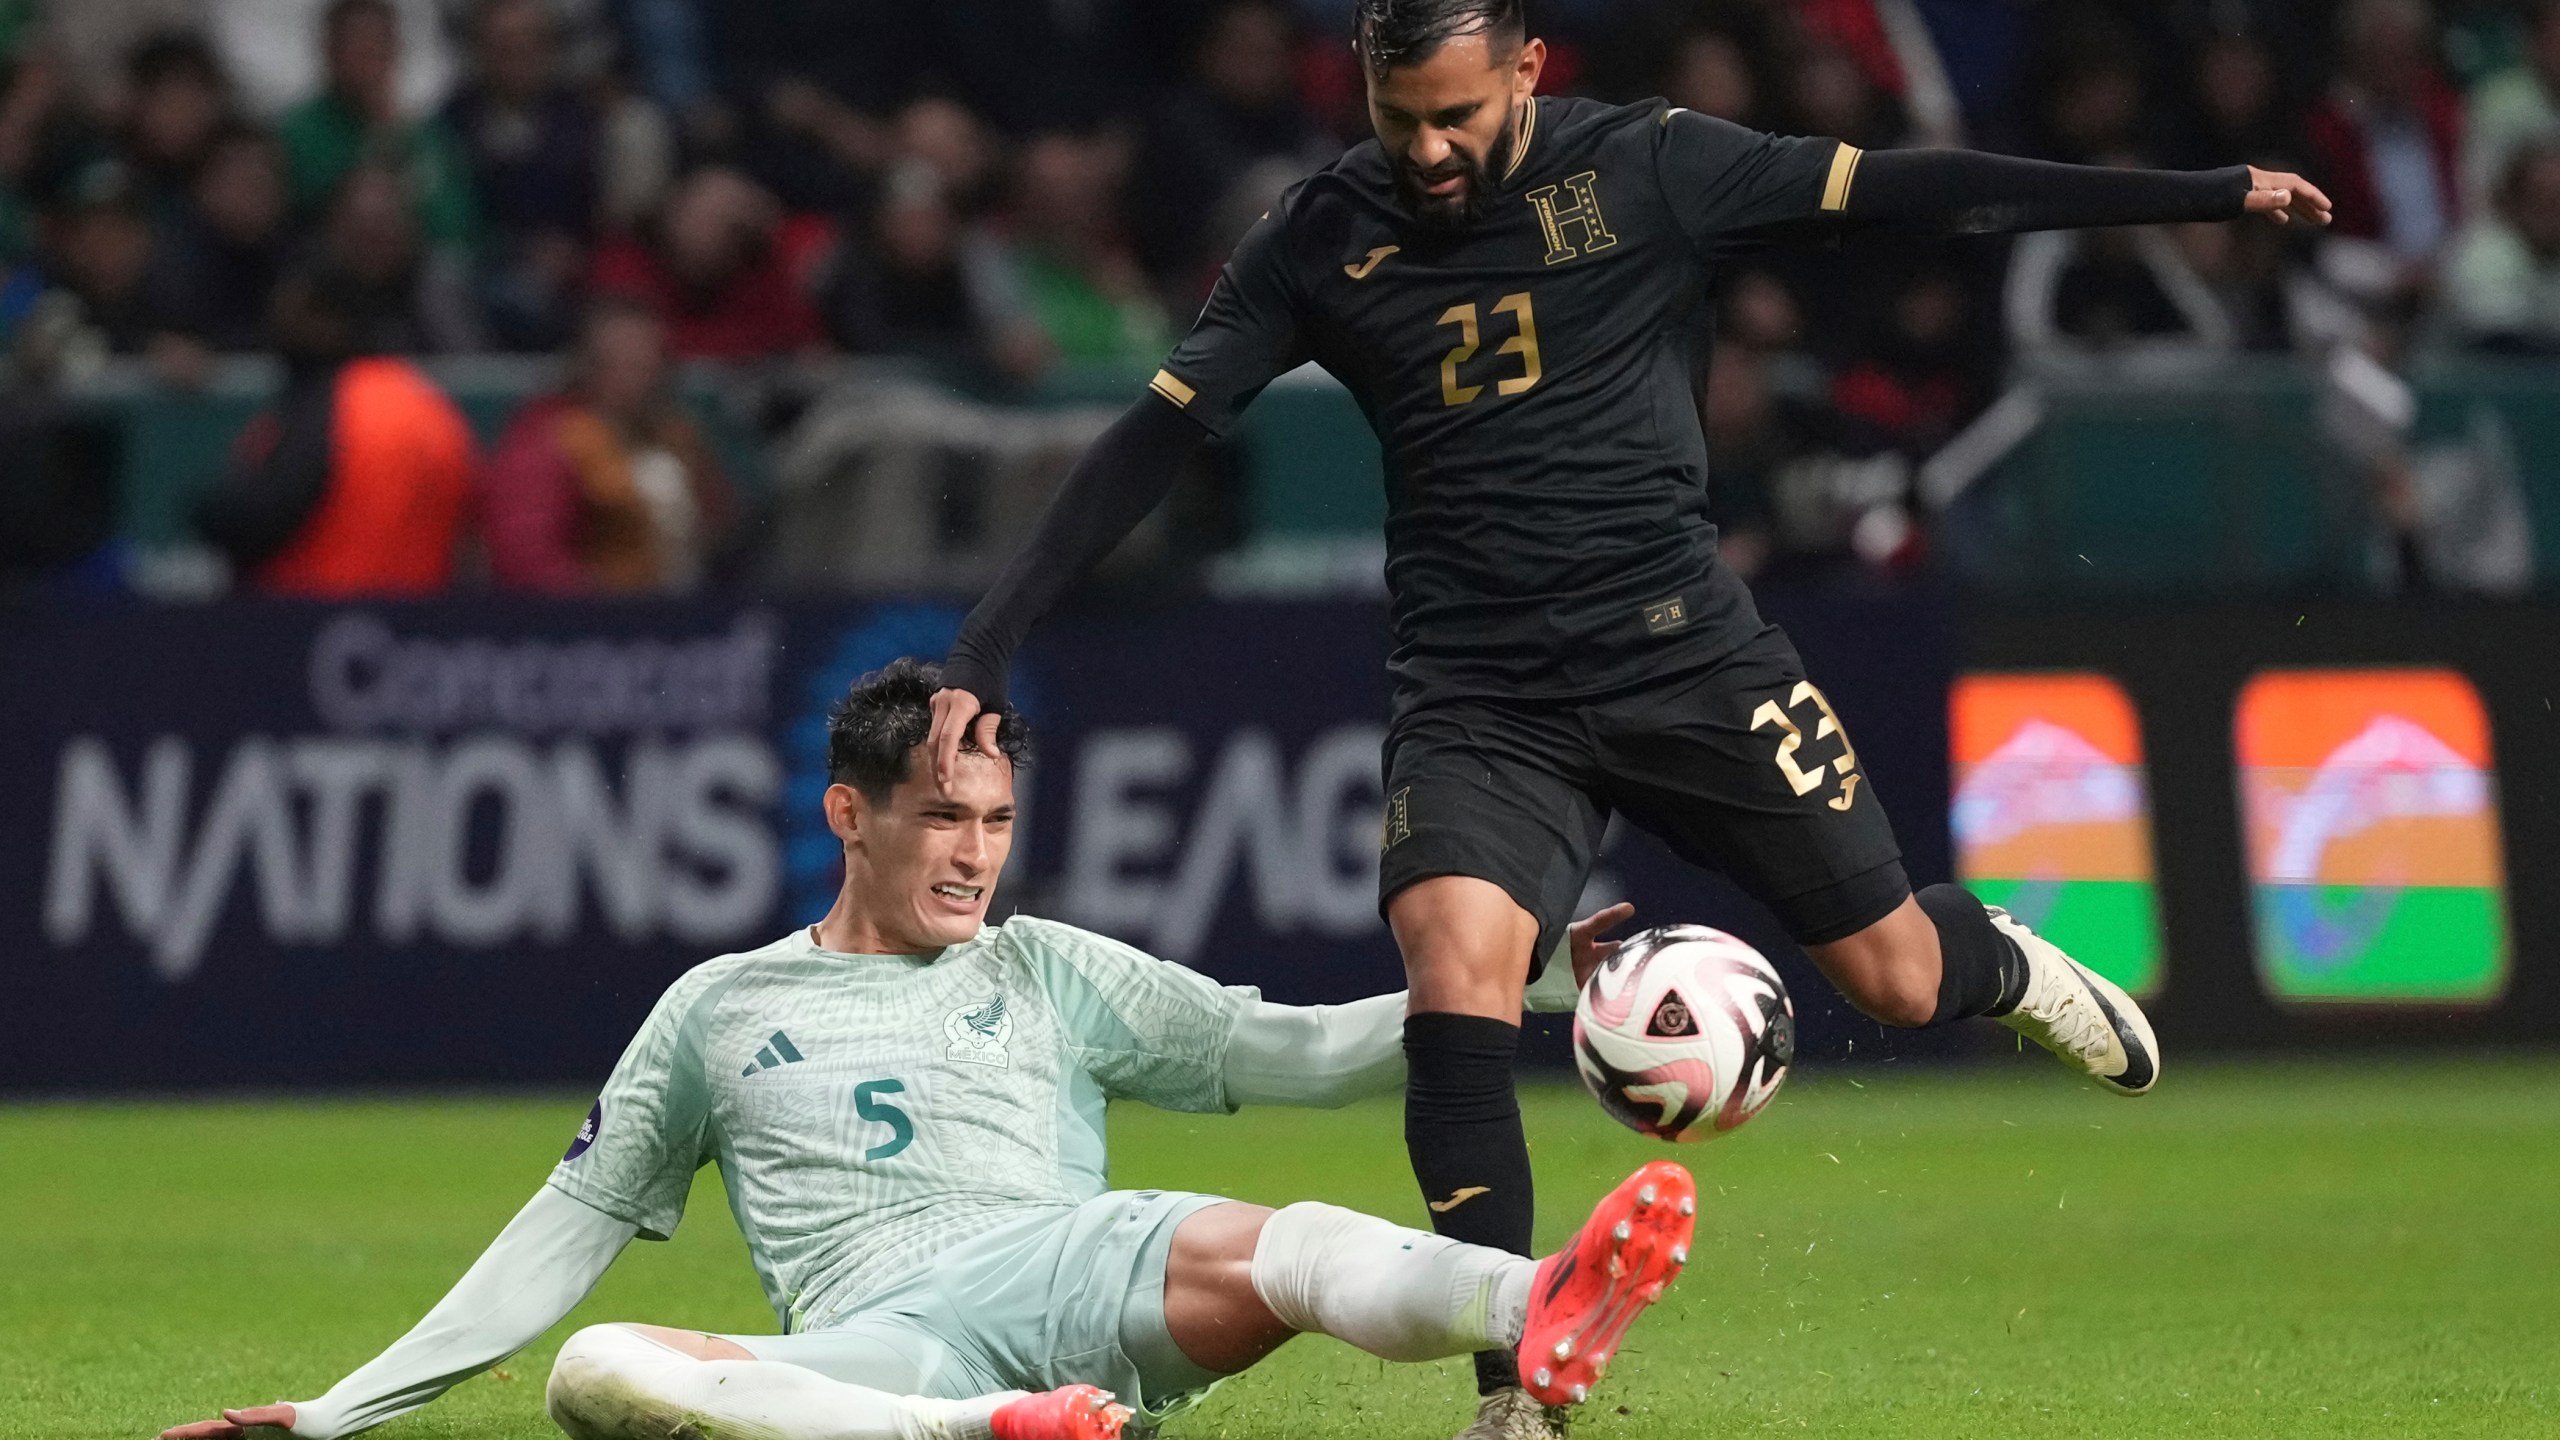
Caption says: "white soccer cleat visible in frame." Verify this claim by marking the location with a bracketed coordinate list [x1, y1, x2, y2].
[1447, 1387, 1569, 1440]
[1988, 908, 2159, 1096]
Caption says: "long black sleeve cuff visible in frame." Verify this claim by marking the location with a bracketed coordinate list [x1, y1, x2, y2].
[942, 392, 1207, 710]
[1842, 148, 2252, 236]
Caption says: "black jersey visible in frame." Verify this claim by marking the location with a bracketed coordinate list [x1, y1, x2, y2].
[1156, 95, 1858, 702]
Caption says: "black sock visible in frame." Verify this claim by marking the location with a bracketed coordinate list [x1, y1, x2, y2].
[1920, 883, 2031, 1023]
[1404, 1011, 1533, 1395]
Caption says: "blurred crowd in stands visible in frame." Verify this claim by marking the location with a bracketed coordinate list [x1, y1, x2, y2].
[3, 0, 2559, 597]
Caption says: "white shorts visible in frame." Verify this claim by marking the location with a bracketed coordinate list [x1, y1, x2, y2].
[727, 1190, 1230, 1421]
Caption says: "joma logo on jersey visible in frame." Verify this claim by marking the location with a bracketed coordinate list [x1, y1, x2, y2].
[1524, 171, 1618, 265]
[944, 994, 1012, 1068]
[1344, 244, 1399, 279]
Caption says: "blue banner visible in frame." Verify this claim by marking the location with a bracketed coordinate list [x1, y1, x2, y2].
[1, 587, 1958, 1091]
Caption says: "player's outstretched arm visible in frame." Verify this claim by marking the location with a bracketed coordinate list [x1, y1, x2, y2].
[937, 194, 1308, 786]
[1839, 148, 2330, 235]
[159, 1186, 637, 1440]
[1224, 990, 1414, 1108]
[929, 394, 1208, 785]
[1228, 905, 1648, 1102]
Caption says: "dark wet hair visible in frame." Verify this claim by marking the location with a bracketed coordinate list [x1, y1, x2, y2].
[826, 657, 1032, 803]
[1355, 0, 1524, 78]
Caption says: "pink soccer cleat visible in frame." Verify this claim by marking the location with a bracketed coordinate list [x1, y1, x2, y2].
[1517, 1159, 1697, 1407]
[990, 1384, 1131, 1440]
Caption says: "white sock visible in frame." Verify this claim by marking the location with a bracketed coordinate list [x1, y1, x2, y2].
[1248, 1202, 1536, 1363]
[545, 1324, 1019, 1440]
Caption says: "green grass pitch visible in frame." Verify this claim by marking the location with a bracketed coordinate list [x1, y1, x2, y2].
[8, 1059, 2558, 1440]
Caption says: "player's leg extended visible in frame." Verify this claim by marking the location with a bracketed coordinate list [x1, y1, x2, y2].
[1158, 1181, 1692, 1405]
[1164, 1199, 1525, 1371]
[1808, 891, 2159, 1095]
[1595, 630, 2157, 1094]
[545, 1325, 1127, 1440]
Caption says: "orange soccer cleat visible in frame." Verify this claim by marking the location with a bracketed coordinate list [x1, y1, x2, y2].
[1517, 1159, 1697, 1407]
[989, 1384, 1132, 1440]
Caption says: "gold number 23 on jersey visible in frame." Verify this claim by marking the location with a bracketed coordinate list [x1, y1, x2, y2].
[1752, 682, 1862, 811]
[1438, 292, 1542, 406]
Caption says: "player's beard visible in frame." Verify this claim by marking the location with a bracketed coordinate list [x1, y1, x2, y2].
[1391, 102, 1517, 230]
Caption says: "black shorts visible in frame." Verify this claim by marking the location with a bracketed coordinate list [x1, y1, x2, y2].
[1377, 624, 1910, 977]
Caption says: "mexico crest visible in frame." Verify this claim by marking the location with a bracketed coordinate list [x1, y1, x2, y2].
[944, 994, 1012, 1068]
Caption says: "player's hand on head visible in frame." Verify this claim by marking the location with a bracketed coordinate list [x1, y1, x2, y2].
[927, 687, 986, 788]
[160, 1403, 297, 1438]
[1566, 902, 1638, 990]
[2243, 167, 2331, 227]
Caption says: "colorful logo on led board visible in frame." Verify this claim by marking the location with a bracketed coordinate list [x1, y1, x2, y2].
[1951, 673, 2161, 995]
[2235, 669, 2508, 1004]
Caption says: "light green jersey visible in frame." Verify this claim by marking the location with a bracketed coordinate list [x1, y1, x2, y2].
[546, 917, 1253, 1331]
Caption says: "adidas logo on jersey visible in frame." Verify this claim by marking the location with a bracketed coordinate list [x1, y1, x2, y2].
[740, 1031, 806, 1077]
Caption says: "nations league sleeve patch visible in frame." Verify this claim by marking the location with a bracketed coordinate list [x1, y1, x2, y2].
[563, 1100, 602, 1161]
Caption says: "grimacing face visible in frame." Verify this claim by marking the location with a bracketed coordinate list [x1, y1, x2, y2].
[1364, 29, 1544, 226]
[826, 743, 1016, 951]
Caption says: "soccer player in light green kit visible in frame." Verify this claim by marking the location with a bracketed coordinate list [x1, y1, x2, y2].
[163, 659, 1695, 1440]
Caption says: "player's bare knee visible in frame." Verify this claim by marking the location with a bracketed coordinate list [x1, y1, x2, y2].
[1841, 962, 1937, 1029]
[1392, 881, 1538, 1016]
[1812, 942, 1936, 1028]
[1404, 949, 1524, 1016]
[1810, 904, 1941, 1028]
[1392, 879, 1536, 960]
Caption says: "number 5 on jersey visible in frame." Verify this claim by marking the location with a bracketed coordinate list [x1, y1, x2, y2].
[854, 1078, 913, 1161]
[1439, 292, 1542, 406]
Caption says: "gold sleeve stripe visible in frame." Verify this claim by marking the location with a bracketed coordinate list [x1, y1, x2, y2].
[1149, 369, 1196, 407]
[1821, 143, 1864, 212]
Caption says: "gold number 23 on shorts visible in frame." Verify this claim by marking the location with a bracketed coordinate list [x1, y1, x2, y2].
[1751, 682, 1861, 811]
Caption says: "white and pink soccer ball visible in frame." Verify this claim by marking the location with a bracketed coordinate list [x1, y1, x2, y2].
[1573, 924, 1796, 1143]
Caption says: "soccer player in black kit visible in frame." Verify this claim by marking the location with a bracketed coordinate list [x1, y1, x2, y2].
[929, 3, 2331, 1435]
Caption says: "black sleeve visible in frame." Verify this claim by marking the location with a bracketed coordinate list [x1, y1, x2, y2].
[1149, 209, 1309, 438]
[941, 208, 1309, 707]
[1840, 149, 2253, 235]
[193, 371, 338, 571]
[1652, 108, 1852, 247]
[940, 393, 1206, 709]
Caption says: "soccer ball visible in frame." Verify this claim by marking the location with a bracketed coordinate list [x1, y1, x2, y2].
[1573, 924, 1795, 1142]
